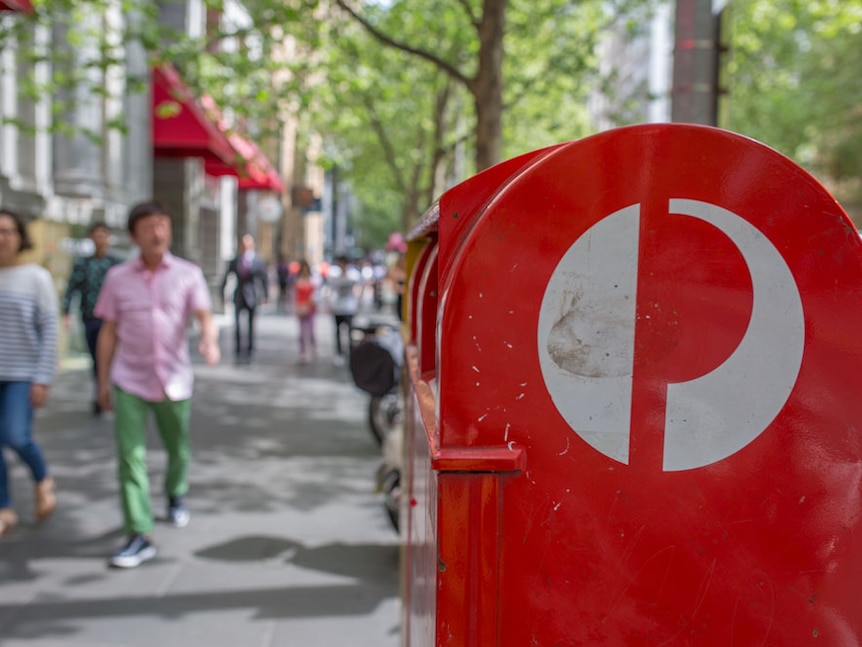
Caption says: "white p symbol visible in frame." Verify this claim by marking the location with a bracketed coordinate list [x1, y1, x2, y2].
[537, 199, 805, 471]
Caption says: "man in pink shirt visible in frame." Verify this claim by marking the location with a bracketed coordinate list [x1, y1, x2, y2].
[95, 201, 220, 568]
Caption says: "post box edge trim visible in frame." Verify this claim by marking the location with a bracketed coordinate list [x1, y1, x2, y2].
[431, 445, 525, 473]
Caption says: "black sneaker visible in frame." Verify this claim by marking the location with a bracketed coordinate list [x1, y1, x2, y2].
[110, 534, 156, 568]
[167, 496, 190, 528]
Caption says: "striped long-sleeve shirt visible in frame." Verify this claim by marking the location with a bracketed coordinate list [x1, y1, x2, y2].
[0, 263, 58, 384]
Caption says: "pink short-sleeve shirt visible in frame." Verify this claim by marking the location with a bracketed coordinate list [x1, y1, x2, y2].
[94, 252, 212, 402]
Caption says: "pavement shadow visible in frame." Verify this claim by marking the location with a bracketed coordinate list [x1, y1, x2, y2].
[0, 527, 126, 582]
[195, 534, 400, 582]
[0, 538, 399, 640]
[0, 581, 394, 630]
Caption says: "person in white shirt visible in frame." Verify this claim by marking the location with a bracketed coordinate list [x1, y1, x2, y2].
[327, 256, 363, 364]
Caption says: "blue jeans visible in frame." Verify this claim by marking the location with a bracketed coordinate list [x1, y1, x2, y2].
[0, 381, 48, 509]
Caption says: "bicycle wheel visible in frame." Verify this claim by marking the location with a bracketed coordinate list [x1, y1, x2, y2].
[368, 391, 401, 446]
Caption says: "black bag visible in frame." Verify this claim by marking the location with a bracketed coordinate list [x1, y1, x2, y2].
[349, 330, 403, 396]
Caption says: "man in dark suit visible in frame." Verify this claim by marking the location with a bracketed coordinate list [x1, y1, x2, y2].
[221, 234, 268, 363]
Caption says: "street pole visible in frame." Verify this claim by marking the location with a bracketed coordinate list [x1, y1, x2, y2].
[671, 0, 719, 125]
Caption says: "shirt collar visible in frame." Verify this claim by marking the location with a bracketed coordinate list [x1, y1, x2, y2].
[132, 251, 175, 272]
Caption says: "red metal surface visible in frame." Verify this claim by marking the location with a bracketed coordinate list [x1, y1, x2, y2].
[404, 346, 438, 647]
[151, 65, 235, 165]
[415, 243, 439, 378]
[434, 143, 563, 280]
[435, 473, 505, 646]
[405, 124, 862, 645]
[404, 240, 441, 647]
[431, 445, 524, 473]
[405, 344, 524, 647]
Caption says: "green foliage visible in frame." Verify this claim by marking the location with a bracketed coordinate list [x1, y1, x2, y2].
[503, 0, 612, 156]
[0, 0, 313, 142]
[726, 0, 862, 193]
[318, 0, 655, 241]
[0, 0, 658, 245]
[0, 0, 162, 137]
[311, 1, 478, 238]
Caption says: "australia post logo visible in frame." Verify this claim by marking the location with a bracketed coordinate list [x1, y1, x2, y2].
[537, 199, 805, 472]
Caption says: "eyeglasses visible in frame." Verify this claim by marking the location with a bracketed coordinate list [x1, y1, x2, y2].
[0, 228, 20, 236]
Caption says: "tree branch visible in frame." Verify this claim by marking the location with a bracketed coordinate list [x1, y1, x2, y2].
[333, 0, 474, 91]
[360, 94, 408, 196]
[455, 0, 481, 30]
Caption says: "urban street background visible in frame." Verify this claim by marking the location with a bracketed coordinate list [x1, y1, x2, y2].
[0, 308, 401, 647]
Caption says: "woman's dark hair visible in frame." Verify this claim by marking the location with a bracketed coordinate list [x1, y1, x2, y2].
[0, 208, 33, 253]
[127, 200, 171, 234]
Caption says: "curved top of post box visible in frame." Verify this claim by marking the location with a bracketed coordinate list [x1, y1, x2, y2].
[409, 144, 565, 280]
[411, 123, 862, 645]
[408, 200, 440, 241]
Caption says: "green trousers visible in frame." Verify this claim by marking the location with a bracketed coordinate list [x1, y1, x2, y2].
[113, 386, 191, 535]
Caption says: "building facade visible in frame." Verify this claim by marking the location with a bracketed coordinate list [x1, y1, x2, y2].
[0, 0, 288, 358]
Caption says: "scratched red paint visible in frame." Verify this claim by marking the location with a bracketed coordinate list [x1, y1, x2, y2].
[403, 124, 862, 646]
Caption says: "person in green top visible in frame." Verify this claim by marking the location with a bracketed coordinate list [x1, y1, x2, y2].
[62, 222, 121, 414]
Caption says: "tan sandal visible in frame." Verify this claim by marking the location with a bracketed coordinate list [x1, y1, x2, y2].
[0, 508, 18, 537]
[35, 476, 56, 520]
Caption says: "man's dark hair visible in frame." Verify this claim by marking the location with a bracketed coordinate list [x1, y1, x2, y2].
[0, 208, 33, 253]
[88, 221, 110, 235]
[127, 200, 171, 234]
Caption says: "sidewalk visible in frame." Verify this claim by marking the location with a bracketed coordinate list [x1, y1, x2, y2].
[0, 309, 401, 647]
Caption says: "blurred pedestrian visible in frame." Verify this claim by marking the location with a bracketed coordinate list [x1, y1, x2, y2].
[61, 222, 121, 415]
[294, 260, 317, 364]
[95, 201, 220, 568]
[0, 208, 58, 538]
[326, 256, 363, 365]
[276, 255, 290, 311]
[221, 234, 268, 364]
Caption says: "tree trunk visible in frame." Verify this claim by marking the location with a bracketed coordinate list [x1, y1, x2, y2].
[473, 0, 506, 171]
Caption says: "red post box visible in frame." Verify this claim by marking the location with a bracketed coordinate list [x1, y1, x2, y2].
[402, 124, 862, 646]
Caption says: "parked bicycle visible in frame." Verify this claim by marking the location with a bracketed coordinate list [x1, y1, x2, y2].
[348, 313, 404, 445]
[348, 312, 404, 531]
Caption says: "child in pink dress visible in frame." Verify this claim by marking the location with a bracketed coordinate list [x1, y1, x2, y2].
[294, 261, 317, 363]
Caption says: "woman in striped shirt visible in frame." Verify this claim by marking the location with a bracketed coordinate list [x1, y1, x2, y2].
[0, 209, 58, 537]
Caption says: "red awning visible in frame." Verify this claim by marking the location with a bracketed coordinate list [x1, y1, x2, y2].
[238, 150, 284, 193]
[152, 64, 235, 165]
[206, 140, 284, 193]
[0, 0, 34, 13]
[239, 164, 284, 193]
[200, 95, 284, 193]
